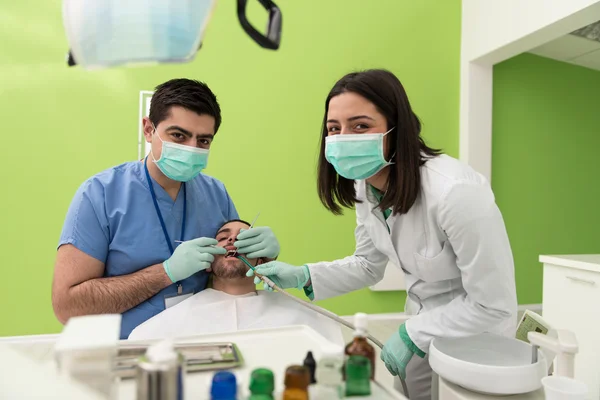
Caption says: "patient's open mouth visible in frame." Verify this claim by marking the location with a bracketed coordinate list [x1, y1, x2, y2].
[225, 249, 237, 258]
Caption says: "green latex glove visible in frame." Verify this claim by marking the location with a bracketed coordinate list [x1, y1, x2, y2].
[163, 237, 226, 283]
[234, 226, 280, 259]
[246, 261, 310, 291]
[380, 324, 424, 379]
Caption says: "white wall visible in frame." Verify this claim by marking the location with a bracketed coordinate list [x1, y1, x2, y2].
[463, 0, 600, 64]
[459, 0, 600, 181]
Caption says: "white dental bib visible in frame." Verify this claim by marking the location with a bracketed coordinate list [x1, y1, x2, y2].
[129, 289, 344, 346]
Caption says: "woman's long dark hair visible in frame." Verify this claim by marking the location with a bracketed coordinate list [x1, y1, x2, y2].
[317, 69, 441, 215]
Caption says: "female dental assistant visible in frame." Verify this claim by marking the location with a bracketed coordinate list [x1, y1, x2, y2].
[250, 69, 517, 399]
[52, 78, 279, 339]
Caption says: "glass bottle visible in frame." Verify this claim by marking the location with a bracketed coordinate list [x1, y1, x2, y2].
[344, 313, 375, 379]
[282, 365, 310, 400]
[345, 355, 371, 397]
[303, 351, 316, 384]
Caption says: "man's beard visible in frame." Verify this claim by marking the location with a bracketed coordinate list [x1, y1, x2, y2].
[211, 257, 249, 279]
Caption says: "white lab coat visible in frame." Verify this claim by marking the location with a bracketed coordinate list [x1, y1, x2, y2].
[128, 289, 345, 346]
[308, 154, 518, 352]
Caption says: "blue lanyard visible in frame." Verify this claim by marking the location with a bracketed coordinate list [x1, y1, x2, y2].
[144, 157, 186, 255]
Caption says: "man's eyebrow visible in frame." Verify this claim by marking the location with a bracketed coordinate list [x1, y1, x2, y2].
[216, 228, 231, 236]
[165, 125, 214, 139]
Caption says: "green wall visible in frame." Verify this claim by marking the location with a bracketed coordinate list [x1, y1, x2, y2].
[0, 0, 460, 336]
[492, 53, 600, 304]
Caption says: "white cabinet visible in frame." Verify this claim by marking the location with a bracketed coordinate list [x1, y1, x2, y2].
[541, 255, 600, 399]
[138, 91, 154, 159]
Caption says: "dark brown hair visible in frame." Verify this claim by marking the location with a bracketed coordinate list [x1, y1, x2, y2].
[317, 69, 441, 215]
[217, 219, 251, 231]
[149, 78, 222, 133]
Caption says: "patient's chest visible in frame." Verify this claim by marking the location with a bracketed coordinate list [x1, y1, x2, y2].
[236, 293, 344, 345]
[130, 290, 344, 345]
[236, 294, 308, 328]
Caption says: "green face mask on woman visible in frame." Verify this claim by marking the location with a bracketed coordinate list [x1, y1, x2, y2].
[151, 127, 209, 182]
[325, 128, 395, 180]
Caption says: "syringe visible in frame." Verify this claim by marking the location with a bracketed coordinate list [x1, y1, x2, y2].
[229, 211, 261, 258]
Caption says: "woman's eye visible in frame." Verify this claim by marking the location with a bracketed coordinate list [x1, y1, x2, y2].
[327, 126, 340, 133]
[355, 124, 369, 130]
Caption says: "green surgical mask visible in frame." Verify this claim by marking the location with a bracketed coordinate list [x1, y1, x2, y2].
[151, 128, 209, 182]
[325, 128, 394, 180]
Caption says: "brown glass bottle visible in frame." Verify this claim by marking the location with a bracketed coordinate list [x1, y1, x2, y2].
[344, 313, 375, 379]
[283, 365, 310, 400]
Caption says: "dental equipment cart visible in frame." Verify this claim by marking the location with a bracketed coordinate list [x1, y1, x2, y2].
[1, 325, 407, 399]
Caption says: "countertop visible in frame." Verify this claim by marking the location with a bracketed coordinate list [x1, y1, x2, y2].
[539, 254, 600, 273]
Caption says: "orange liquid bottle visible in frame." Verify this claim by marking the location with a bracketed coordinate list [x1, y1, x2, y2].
[282, 365, 310, 400]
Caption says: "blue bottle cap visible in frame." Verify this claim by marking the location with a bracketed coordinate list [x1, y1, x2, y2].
[211, 371, 237, 399]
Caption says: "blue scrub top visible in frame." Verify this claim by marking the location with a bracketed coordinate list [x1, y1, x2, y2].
[58, 161, 238, 339]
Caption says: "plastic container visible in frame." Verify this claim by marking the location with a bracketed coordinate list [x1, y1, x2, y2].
[55, 314, 121, 400]
[314, 345, 344, 399]
[542, 376, 588, 400]
[249, 368, 275, 399]
[210, 371, 238, 400]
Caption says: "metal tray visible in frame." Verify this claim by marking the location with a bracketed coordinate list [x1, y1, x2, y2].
[114, 342, 244, 379]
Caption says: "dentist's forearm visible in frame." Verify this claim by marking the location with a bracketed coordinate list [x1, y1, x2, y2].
[55, 264, 171, 323]
[304, 255, 387, 301]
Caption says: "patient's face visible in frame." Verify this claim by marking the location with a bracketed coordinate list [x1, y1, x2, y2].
[211, 221, 260, 279]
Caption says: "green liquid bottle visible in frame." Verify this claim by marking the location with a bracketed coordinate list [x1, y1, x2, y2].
[344, 313, 375, 380]
[345, 355, 371, 397]
[248, 368, 275, 400]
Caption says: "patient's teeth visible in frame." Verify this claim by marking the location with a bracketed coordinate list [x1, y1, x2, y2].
[225, 249, 237, 258]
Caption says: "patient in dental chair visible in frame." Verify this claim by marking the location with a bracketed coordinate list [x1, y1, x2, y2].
[128, 219, 344, 344]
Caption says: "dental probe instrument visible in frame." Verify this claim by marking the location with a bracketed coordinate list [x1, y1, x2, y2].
[174, 241, 219, 245]
[248, 212, 261, 228]
[235, 255, 410, 398]
[230, 211, 261, 258]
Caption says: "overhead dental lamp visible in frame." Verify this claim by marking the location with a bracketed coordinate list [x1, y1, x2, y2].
[62, 0, 282, 69]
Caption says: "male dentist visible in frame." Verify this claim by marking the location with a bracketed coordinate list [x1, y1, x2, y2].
[52, 78, 280, 338]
